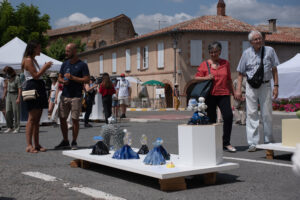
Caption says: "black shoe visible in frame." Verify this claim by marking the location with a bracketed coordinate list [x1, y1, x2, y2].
[84, 123, 93, 127]
[71, 141, 78, 150]
[120, 114, 126, 119]
[54, 140, 70, 150]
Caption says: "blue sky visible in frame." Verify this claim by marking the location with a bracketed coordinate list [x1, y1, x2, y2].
[7, 0, 300, 35]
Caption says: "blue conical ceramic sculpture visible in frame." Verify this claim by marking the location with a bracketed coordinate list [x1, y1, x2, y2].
[143, 138, 170, 165]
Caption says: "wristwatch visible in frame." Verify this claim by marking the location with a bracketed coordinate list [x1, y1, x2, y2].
[274, 84, 279, 87]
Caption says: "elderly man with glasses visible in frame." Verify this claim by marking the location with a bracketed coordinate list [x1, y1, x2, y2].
[236, 30, 280, 152]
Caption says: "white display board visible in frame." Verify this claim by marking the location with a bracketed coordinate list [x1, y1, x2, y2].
[156, 88, 165, 99]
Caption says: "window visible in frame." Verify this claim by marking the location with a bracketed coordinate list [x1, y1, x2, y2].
[99, 40, 106, 48]
[112, 52, 117, 73]
[143, 46, 149, 69]
[137, 47, 141, 70]
[126, 49, 131, 71]
[99, 55, 103, 74]
[218, 41, 228, 60]
[190, 40, 202, 66]
[157, 42, 164, 68]
[242, 41, 251, 51]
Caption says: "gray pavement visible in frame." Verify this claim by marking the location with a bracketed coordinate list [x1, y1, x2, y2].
[0, 111, 299, 200]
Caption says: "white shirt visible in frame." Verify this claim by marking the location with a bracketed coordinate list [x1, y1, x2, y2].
[116, 79, 131, 97]
[0, 77, 4, 99]
[24, 61, 41, 80]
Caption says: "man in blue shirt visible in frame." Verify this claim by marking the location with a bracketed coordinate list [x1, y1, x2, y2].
[236, 30, 279, 152]
[55, 43, 90, 150]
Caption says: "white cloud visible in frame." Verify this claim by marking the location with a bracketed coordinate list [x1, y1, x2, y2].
[133, 13, 193, 35]
[55, 12, 101, 28]
[198, 0, 300, 26]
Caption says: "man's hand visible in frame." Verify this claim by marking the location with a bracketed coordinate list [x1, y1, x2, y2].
[273, 87, 278, 99]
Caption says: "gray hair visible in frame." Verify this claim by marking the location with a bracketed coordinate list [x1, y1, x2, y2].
[248, 30, 262, 41]
[208, 41, 222, 52]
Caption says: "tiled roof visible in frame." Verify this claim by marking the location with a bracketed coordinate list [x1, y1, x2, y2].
[47, 14, 128, 37]
[79, 15, 258, 56]
[257, 25, 300, 44]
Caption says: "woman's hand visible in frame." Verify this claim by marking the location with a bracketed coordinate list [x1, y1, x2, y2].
[16, 98, 20, 104]
[45, 61, 53, 69]
[207, 74, 214, 80]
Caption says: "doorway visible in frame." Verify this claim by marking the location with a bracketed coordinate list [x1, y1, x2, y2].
[164, 84, 173, 108]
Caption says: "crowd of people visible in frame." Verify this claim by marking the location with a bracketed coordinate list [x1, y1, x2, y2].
[0, 30, 283, 156]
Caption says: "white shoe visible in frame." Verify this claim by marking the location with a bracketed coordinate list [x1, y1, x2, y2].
[13, 129, 19, 134]
[4, 128, 13, 133]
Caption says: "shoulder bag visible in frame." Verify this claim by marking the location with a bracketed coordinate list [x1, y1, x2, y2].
[190, 61, 213, 99]
[246, 46, 265, 89]
[22, 89, 39, 101]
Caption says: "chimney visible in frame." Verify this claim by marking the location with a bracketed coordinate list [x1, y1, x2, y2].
[268, 19, 277, 33]
[217, 0, 226, 16]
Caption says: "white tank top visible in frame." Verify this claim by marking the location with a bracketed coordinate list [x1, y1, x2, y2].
[24, 60, 41, 80]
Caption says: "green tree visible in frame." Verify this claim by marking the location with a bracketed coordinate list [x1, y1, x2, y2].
[47, 37, 86, 61]
[0, 0, 51, 49]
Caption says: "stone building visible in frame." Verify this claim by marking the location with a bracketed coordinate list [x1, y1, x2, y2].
[47, 14, 136, 50]
[78, 0, 263, 108]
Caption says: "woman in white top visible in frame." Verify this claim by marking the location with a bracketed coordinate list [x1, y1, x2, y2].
[21, 41, 52, 153]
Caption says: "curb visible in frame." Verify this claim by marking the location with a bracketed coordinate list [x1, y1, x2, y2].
[127, 108, 186, 112]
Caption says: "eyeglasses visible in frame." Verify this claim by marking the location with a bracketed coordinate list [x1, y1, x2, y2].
[209, 50, 220, 55]
[251, 37, 262, 42]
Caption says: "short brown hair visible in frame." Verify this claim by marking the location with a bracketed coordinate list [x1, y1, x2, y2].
[3, 66, 16, 78]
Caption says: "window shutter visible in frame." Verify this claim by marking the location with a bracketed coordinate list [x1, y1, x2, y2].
[112, 52, 117, 73]
[158, 42, 164, 68]
[99, 55, 103, 74]
[137, 47, 141, 70]
[242, 41, 251, 51]
[190, 40, 202, 66]
[218, 41, 228, 60]
[126, 49, 131, 71]
[143, 46, 149, 69]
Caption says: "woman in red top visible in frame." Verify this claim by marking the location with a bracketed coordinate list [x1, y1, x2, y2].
[195, 41, 237, 152]
[99, 73, 116, 124]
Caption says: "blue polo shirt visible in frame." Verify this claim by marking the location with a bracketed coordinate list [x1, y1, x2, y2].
[59, 59, 90, 98]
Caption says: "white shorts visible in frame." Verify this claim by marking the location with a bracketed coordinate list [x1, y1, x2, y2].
[119, 97, 129, 105]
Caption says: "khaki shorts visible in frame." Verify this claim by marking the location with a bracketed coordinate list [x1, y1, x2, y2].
[119, 97, 129, 105]
[59, 96, 81, 120]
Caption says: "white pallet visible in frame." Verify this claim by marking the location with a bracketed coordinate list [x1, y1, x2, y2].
[256, 143, 296, 153]
[63, 149, 239, 179]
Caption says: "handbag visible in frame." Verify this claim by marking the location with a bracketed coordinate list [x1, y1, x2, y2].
[191, 61, 213, 99]
[22, 89, 39, 101]
[247, 46, 265, 89]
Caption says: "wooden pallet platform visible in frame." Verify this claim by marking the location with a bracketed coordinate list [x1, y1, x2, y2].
[63, 149, 239, 191]
[256, 143, 296, 160]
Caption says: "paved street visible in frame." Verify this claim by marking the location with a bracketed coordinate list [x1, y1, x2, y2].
[0, 111, 299, 200]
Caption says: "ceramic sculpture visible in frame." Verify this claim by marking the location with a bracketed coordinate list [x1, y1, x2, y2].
[112, 130, 140, 159]
[90, 136, 109, 155]
[187, 97, 210, 125]
[137, 134, 149, 154]
[143, 138, 170, 165]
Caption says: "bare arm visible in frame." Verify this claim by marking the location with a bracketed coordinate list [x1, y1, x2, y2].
[272, 67, 279, 99]
[64, 73, 90, 84]
[236, 72, 244, 100]
[2, 80, 7, 101]
[23, 58, 52, 80]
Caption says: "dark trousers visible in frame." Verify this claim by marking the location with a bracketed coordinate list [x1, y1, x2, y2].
[102, 95, 112, 124]
[84, 96, 94, 124]
[206, 95, 233, 146]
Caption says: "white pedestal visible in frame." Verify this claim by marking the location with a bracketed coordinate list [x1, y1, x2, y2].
[178, 124, 223, 166]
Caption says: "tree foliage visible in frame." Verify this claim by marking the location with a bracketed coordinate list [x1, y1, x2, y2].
[0, 0, 50, 48]
[46, 37, 86, 61]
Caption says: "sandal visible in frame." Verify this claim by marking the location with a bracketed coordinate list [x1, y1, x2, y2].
[26, 146, 38, 153]
[35, 145, 47, 152]
[224, 145, 237, 152]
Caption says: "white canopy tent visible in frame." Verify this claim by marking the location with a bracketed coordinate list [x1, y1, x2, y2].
[276, 53, 300, 99]
[0, 37, 62, 71]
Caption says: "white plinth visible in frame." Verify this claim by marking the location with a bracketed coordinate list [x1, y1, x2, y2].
[178, 124, 223, 166]
[63, 149, 239, 179]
